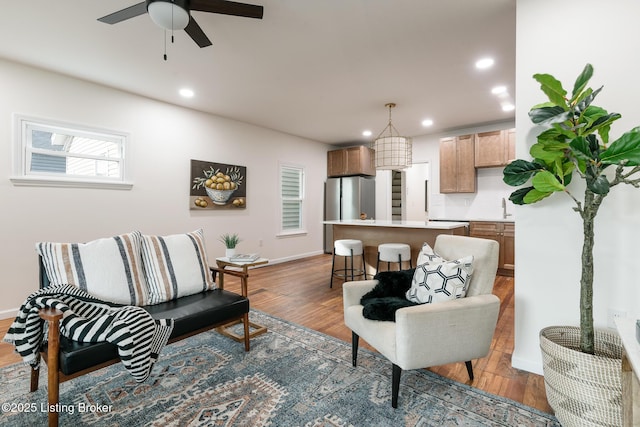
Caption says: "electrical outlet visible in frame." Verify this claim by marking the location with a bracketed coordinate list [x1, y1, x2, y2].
[259, 239, 263, 247]
[607, 308, 627, 329]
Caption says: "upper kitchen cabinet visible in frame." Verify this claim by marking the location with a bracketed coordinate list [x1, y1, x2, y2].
[474, 128, 516, 168]
[327, 146, 375, 177]
[439, 134, 476, 193]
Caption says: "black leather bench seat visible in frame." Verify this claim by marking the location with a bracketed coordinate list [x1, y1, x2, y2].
[57, 289, 249, 375]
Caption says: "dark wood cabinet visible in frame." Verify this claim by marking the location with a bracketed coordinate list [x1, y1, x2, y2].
[469, 221, 514, 276]
[327, 146, 375, 177]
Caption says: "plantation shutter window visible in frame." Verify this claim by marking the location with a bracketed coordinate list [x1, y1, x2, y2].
[280, 165, 304, 233]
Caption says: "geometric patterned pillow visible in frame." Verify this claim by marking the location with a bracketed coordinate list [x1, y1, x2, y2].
[35, 231, 150, 306]
[405, 255, 474, 304]
[416, 242, 446, 265]
[140, 229, 216, 305]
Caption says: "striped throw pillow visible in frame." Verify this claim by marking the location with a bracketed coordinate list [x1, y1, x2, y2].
[36, 231, 150, 306]
[140, 229, 216, 304]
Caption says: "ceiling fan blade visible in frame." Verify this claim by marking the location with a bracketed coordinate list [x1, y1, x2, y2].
[190, 0, 263, 19]
[98, 2, 148, 24]
[185, 16, 213, 48]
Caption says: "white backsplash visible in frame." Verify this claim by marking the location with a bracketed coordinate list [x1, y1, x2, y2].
[429, 168, 516, 221]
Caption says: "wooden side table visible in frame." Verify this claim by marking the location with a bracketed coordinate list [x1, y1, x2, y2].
[213, 257, 269, 341]
[616, 317, 640, 427]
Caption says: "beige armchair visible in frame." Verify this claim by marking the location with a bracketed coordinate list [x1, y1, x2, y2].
[343, 234, 500, 407]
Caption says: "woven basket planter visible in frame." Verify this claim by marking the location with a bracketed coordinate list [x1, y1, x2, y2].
[540, 326, 622, 427]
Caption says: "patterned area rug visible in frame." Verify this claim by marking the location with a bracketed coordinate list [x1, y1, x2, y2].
[1, 310, 559, 426]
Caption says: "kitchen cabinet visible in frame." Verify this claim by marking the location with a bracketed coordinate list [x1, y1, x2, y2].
[439, 134, 476, 193]
[474, 128, 516, 168]
[506, 128, 516, 162]
[327, 146, 375, 177]
[469, 221, 514, 276]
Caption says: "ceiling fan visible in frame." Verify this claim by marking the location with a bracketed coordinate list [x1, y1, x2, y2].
[98, 0, 264, 48]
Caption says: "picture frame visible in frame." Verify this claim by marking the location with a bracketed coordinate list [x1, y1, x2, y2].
[190, 159, 247, 210]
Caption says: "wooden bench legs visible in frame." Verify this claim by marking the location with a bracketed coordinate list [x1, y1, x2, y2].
[30, 308, 64, 427]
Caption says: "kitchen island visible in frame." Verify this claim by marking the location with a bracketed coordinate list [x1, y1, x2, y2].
[324, 220, 468, 275]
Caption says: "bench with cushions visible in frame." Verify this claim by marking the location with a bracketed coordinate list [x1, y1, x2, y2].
[26, 229, 250, 427]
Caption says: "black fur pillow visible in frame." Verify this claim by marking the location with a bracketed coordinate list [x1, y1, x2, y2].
[360, 269, 417, 321]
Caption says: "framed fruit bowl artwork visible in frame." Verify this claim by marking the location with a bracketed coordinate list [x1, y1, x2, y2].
[190, 159, 247, 210]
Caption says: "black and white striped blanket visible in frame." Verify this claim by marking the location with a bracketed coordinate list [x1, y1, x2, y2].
[3, 284, 174, 382]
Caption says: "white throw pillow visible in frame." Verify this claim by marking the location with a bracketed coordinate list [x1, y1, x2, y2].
[406, 255, 474, 304]
[416, 242, 446, 265]
[36, 231, 150, 306]
[140, 229, 216, 304]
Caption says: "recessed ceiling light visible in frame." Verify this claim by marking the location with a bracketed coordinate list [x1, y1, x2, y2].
[502, 103, 515, 112]
[179, 88, 194, 98]
[475, 58, 494, 70]
[362, 130, 372, 137]
[421, 119, 434, 127]
[491, 86, 507, 95]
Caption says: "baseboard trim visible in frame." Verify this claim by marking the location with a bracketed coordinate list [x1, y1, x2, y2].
[511, 354, 544, 376]
[0, 308, 19, 321]
[267, 250, 325, 266]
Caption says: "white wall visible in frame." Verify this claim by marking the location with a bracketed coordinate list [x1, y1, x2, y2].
[514, 0, 640, 374]
[0, 59, 330, 318]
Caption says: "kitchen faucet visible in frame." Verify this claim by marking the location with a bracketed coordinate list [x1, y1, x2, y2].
[502, 197, 513, 220]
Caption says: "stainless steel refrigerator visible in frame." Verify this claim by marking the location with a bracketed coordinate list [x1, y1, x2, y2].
[324, 176, 375, 253]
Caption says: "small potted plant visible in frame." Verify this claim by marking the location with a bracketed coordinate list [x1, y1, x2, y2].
[219, 233, 241, 258]
[503, 63, 640, 426]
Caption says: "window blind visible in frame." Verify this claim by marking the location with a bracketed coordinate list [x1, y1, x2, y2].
[281, 166, 303, 231]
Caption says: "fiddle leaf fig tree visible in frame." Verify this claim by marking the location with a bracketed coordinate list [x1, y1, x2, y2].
[503, 64, 640, 354]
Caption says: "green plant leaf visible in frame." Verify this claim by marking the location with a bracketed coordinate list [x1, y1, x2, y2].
[523, 188, 552, 204]
[586, 174, 610, 195]
[598, 123, 612, 145]
[575, 86, 600, 116]
[534, 73, 568, 106]
[531, 101, 556, 110]
[600, 127, 640, 166]
[530, 142, 566, 165]
[552, 158, 566, 181]
[570, 64, 593, 102]
[569, 136, 596, 161]
[537, 127, 566, 142]
[563, 162, 575, 186]
[508, 187, 533, 205]
[529, 106, 571, 125]
[532, 170, 565, 192]
[572, 87, 594, 110]
[584, 110, 621, 137]
[503, 159, 544, 186]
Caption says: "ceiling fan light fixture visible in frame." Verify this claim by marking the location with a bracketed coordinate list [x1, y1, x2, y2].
[372, 103, 412, 170]
[148, 0, 190, 30]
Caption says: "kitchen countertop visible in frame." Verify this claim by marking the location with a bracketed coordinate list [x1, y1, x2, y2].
[323, 219, 468, 229]
[430, 217, 515, 223]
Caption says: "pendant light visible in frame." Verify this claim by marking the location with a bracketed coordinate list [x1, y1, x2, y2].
[372, 103, 412, 170]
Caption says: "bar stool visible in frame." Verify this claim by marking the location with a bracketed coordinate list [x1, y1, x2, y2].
[376, 243, 412, 272]
[330, 239, 366, 288]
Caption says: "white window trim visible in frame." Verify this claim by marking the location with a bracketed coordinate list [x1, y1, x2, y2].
[278, 162, 307, 237]
[10, 114, 133, 190]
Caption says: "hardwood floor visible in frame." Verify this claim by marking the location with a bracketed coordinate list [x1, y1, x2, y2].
[0, 253, 552, 414]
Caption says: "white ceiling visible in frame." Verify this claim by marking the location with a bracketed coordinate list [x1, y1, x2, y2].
[0, 0, 516, 145]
